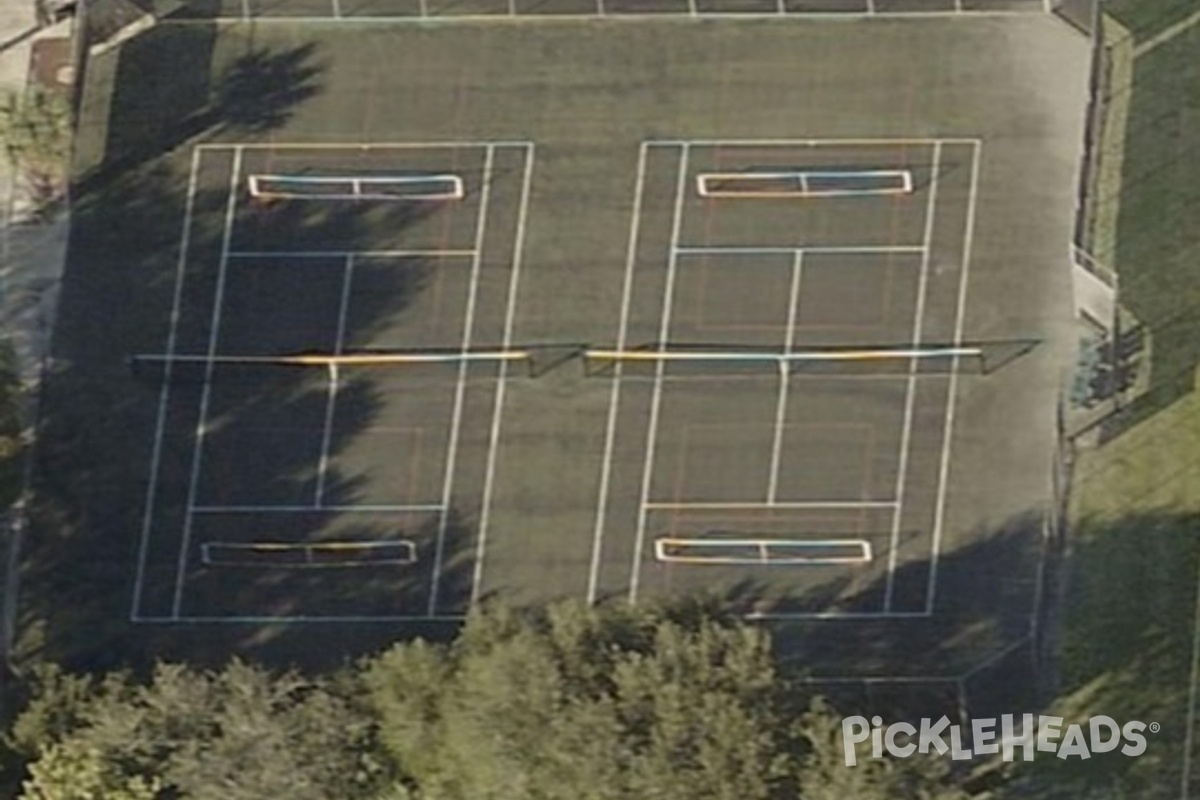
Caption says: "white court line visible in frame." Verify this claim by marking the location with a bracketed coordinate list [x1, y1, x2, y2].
[747, 609, 931, 620]
[427, 144, 495, 617]
[596, 0, 605, 16]
[883, 140, 942, 613]
[629, 143, 690, 604]
[674, 245, 926, 256]
[1182, 556, 1200, 800]
[227, 249, 476, 259]
[314, 254, 354, 507]
[776, 0, 785, 14]
[644, 500, 897, 510]
[187, 10, 1038, 21]
[866, 0, 875, 14]
[132, 148, 203, 621]
[767, 250, 802, 505]
[191, 504, 445, 513]
[170, 146, 244, 619]
[687, 0, 698, 16]
[924, 140, 981, 615]
[140, 613, 466, 624]
[197, 140, 535, 151]
[330, 0, 341, 18]
[240, 0, 250, 21]
[419, 0, 428, 18]
[472, 144, 536, 607]
[654, 137, 983, 148]
[589, 143, 650, 606]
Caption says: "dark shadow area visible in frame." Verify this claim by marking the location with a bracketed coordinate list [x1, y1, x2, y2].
[653, 511, 1051, 726]
[16, 75, 501, 673]
[79, 23, 323, 191]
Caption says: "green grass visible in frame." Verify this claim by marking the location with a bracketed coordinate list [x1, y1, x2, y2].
[1053, 4, 1200, 795]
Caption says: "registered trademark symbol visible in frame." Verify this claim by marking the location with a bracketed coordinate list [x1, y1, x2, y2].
[1150, 722, 1161, 734]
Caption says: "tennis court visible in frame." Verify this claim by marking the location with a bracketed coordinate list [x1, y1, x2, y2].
[131, 142, 535, 621]
[586, 139, 980, 617]
[36, 13, 1089, 680]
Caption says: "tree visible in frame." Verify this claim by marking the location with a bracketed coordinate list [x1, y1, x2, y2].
[10, 660, 390, 800]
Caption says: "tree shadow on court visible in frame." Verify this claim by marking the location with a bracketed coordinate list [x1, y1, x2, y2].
[78, 22, 324, 189]
[687, 505, 1200, 796]
[18, 155, 464, 674]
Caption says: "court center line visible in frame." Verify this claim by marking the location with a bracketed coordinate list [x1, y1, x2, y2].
[240, 0, 249, 21]
[925, 140, 981, 615]
[418, 0, 428, 18]
[330, 0, 341, 18]
[629, 143, 690, 604]
[314, 254, 354, 508]
[472, 144, 536, 607]
[170, 146, 244, 619]
[427, 144, 495, 617]
[776, 0, 785, 15]
[884, 140, 942, 613]
[131, 147, 203, 622]
[588, 142, 651, 606]
[767, 250, 803, 505]
[644, 500, 897, 510]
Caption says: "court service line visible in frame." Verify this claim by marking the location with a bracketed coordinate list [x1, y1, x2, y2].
[776, 0, 786, 14]
[314, 254, 354, 507]
[473, 144, 536, 607]
[330, 0, 342, 18]
[588, 143, 651, 605]
[170, 146, 245, 619]
[629, 143, 690, 604]
[227, 249, 476, 259]
[925, 140, 981, 615]
[767, 250, 803, 504]
[883, 140, 942, 613]
[687, 0, 698, 17]
[643, 500, 897, 510]
[191, 504, 445, 513]
[239, 0, 249, 21]
[427, 144, 495, 617]
[131, 147, 203, 622]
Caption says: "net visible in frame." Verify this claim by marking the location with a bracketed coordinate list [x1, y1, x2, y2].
[248, 174, 464, 201]
[655, 537, 872, 565]
[130, 349, 532, 384]
[584, 346, 985, 379]
[202, 540, 416, 568]
[696, 170, 913, 198]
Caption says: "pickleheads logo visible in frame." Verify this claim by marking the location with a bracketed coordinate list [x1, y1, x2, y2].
[840, 715, 1158, 766]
